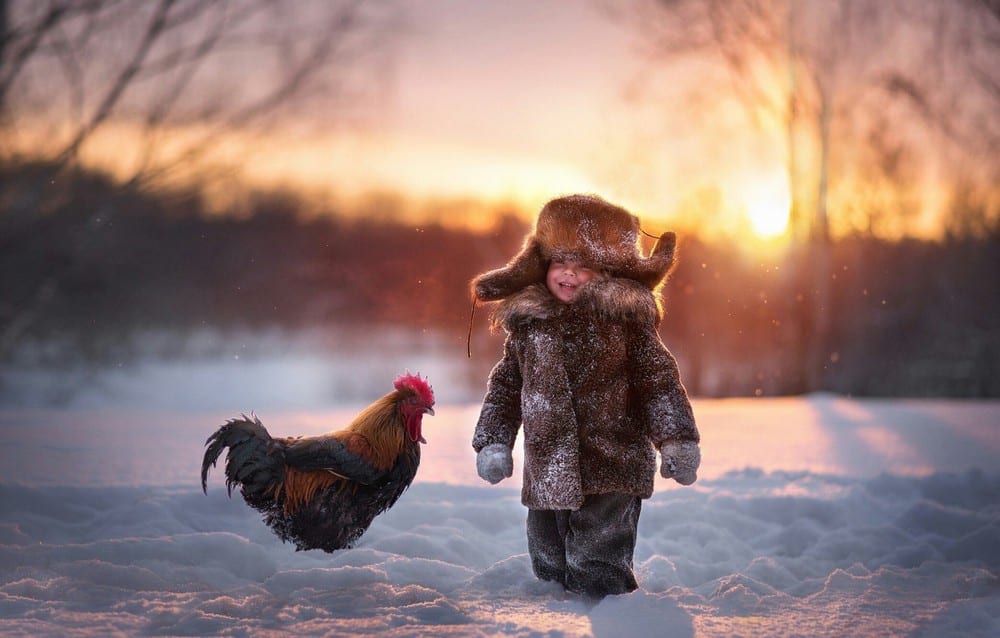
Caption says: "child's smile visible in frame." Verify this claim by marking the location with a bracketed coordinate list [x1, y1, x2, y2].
[546, 259, 598, 303]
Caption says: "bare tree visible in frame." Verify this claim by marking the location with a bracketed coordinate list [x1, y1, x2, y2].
[1, 0, 395, 184]
[0, 0, 396, 357]
[629, 0, 999, 391]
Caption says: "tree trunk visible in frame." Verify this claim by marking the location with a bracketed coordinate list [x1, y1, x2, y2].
[785, 0, 801, 240]
[807, 87, 834, 390]
[0, 0, 8, 115]
[785, 0, 812, 394]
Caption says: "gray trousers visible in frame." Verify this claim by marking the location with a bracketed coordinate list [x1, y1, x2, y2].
[526, 492, 641, 597]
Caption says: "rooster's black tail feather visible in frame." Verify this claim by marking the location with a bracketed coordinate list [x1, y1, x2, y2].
[201, 414, 284, 505]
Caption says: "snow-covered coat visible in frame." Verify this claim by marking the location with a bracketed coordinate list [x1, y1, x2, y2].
[472, 277, 699, 511]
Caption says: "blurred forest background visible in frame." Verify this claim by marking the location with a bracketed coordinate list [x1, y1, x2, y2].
[1, 0, 998, 400]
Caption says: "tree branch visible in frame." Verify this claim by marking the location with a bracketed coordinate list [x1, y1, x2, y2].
[55, 0, 177, 164]
[0, 2, 71, 106]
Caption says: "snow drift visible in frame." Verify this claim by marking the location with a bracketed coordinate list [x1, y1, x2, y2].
[0, 397, 998, 636]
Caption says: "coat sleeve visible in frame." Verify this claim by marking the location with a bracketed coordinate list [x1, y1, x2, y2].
[472, 333, 524, 452]
[629, 325, 699, 449]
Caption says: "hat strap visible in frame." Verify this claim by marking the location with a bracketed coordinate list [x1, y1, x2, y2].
[466, 296, 478, 358]
[637, 222, 660, 240]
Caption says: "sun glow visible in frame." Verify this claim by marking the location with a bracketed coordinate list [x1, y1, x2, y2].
[40, 120, 599, 229]
[740, 173, 792, 238]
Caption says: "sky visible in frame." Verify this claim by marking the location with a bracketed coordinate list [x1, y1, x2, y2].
[12, 0, 995, 238]
[230, 0, 794, 237]
[246, 2, 643, 206]
[229, 0, 998, 240]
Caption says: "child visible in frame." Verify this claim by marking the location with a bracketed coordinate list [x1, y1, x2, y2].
[471, 194, 700, 598]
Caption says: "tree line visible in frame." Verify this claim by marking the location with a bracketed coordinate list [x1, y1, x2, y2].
[1, 161, 997, 398]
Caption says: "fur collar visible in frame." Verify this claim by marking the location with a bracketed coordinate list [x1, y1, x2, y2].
[492, 277, 661, 330]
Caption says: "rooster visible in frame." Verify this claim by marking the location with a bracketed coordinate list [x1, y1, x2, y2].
[201, 372, 435, 552]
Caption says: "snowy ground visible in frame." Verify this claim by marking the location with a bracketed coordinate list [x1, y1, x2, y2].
[0, 350, 998, 637]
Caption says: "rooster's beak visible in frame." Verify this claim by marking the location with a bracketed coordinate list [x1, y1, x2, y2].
[424, 407, 435, 416]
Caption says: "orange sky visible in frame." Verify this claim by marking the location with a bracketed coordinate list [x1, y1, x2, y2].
[250, 3, 658, 218]
[17, 0, 981, 241]
[222, 1, 799, 239]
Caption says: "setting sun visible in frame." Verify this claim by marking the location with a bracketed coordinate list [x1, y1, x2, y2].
[741, 173, 792, 238]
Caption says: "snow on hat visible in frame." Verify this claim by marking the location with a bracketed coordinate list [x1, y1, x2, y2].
[472, 194, 677, 302]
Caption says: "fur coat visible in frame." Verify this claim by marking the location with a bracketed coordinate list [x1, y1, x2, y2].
[472, 276, 699, 511]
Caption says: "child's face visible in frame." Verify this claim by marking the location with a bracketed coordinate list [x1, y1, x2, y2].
[546, 259, 599, 303]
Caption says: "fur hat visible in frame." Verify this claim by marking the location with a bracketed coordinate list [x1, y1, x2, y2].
[473, 194, 677, 302]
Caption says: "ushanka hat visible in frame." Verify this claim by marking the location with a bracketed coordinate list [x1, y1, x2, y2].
[472, 194, 678, 302]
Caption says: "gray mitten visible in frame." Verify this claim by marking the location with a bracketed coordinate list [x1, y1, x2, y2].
[660, 440, 700, 486]
[476, 443, 513, 484]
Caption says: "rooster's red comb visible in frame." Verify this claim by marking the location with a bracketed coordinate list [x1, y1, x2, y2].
[394, 371, 435, 406]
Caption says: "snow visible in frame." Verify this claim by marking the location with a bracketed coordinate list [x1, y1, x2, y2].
[1, 354, 999, 636]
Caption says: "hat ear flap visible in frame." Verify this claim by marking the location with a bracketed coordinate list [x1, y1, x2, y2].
[471, 236, 548, 302]
[633, 231, 677, 289]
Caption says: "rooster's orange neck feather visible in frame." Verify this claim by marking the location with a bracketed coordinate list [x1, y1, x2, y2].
[340, 393, 406, 470]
